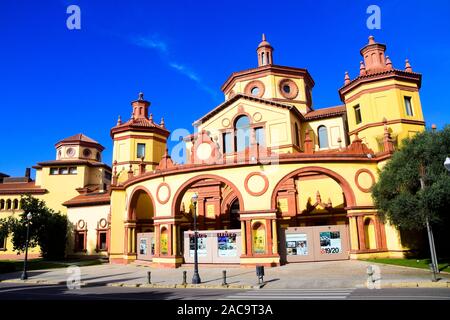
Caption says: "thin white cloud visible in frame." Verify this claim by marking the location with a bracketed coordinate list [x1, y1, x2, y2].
[130, 34, 219, 100]
[132, 35, 168, 54]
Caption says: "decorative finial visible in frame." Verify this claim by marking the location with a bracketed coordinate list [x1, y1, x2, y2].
[262, 33, 266, 41]
[385, 56, 393, 69]
[138, 92, 144, 100]
[149, 113, 153, 123]
[431, 124, 437, 132]
[359, 61, 366, 76]
[382, 117, 387, 124]
[405, 59, 413, 72]
[368, 35, 375, 44]
[344, 71, 351, 85]
[117, 115, 122, 125]
[160, 117, 165, 128]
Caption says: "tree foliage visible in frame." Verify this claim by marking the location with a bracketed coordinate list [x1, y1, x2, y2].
[372, 125, 450, 231]
[0, 195, 68, 260]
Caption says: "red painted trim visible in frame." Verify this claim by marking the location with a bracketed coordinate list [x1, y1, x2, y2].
[156, 182, 171, 205]
[126, 185, 156, 221]
[354, 169, 376, 193]
[244, 172, 269, 196]
[171, 174, 245, 217]
[270, 166, 357, 209]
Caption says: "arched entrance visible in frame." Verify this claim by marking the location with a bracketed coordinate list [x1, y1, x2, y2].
[126, 187, 155, 261]
[171, 174, 244, 264]
[272, 166, 353, 263]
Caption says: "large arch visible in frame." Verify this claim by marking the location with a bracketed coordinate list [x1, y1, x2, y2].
[270, 166, 357, 210]
[171, 174, 245, 217]
[127, 185, 156, 221]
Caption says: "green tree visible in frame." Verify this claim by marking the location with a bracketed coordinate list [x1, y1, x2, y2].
[0, 195, 69, 260]
[372, 125, 450, 254]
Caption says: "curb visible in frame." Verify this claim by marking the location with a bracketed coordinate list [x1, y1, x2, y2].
[0, 279, 88, 286]
[364, 261, 450, 275]
[381, 281, 450, 288]
[106, 282, 259, 290]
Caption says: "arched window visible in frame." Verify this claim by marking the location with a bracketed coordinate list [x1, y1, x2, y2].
[234, 115, 251, 152]
[229, 199, 240, 229]
[252, 222, 266, 255]
[160, 227, 169, 255]
[0, 199, 4, 210]
[6, 199, 11, 210]
[294, 123, 300, 146]
[13, 199, 19, 210]
[364, 218, 376, 249]
[318, 126, 329, 149]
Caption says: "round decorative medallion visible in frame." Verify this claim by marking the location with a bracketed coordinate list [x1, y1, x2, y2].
[253, 112, 262, 122]
[156, 183, 171, 205]
[99, 218, 108, 229]
[66, 147, 76, 157]
[222, 118, 231, 128]
[355, 169, 376, 193]
[196, 143, 212, 161]
[278, 79, 299, 99]
[244, 80, 265, 98]
[77, 219, 85, 229]
[83, 148, 92, 158]
[244, 172, 269, 196]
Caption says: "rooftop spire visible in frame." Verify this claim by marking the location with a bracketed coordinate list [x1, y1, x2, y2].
[344, 71, 351, 85]
[131, 92, 151, 120]
[256, 33, 273, 67]
[360, 35, 388, 73]
[405, 59, 413, 72]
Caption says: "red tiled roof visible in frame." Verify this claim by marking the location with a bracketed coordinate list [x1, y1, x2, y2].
[110, 117, 170, 137]
[63, 192, 110, 207]
[59, 133, 100, 145]
[193, 93, 304, 125]
[304, 105, 346, 120]
[0, 181, 47, 195]
[33, 159, 111, 170]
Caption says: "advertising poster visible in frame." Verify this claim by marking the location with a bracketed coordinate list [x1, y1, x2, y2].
[286, 233, 308, 256]
[139, 238, 147, 255]
[189, 234, 208, 257]
[252, 228, 266, 254]
[160, 233, 168, 255]
[319, 231, 341, 254]
[217, 233, 237, 257]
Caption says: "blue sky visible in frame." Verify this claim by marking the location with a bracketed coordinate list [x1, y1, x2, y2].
[1, 0, 449, 177]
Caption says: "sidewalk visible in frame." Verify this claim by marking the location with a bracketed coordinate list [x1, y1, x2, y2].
[1, 260, 449, 289]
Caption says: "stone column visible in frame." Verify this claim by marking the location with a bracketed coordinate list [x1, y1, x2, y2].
[272, 219, 278, 254]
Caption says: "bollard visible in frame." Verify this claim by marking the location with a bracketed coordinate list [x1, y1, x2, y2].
[182, 270, 187, 285]
[147, 271, 152, 284]
[256, 266, 265, 284]
[222, 270, 227, 286]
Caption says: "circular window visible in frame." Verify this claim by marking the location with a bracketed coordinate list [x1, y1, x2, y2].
[251, 87, 260, 96]
[278, 79, 299, 99]
[57, 150, 62, 159]
[66, 147, 75, 157]
[244, 80, 265, 98]
[83, 148, 91, 158]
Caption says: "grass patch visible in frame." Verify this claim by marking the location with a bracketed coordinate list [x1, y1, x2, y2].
[0, 258, 107, 274]
[364, 258, 450, 273]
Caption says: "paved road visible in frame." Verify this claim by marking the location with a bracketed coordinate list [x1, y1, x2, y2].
[0, 282, 449, 300]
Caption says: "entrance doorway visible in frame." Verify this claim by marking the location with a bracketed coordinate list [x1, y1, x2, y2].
[279, 224, 350, 263]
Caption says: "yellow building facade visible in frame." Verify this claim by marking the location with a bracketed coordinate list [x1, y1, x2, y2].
[1, 35, 425, 266]
[108, 35, 425, 267]
[0, 134, 112, 258]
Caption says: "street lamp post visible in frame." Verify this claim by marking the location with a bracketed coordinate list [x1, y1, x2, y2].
[20, 212, 32, 281]
[191, 193, 201, 284]
[419, 165, 439, 282]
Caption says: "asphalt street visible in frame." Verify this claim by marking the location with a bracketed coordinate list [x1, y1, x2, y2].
[0, 282, 449, 300]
